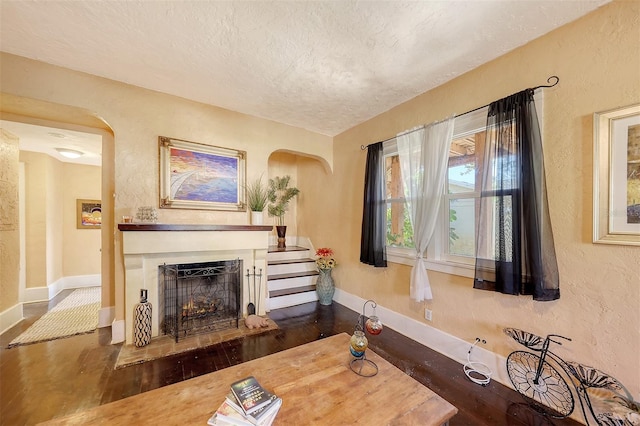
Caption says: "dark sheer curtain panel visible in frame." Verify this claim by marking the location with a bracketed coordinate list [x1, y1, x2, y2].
[474, 89, 559, 301]
[360, 142, 387, 267]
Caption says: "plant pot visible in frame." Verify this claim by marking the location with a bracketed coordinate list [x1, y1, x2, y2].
[276, 225, 287, 248]
[250, 211, 263, 225]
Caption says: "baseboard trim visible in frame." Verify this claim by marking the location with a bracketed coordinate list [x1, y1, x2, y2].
[59, 274, 101, 289]
[98, 306, 115, 329]
[25, 286, 50, 303]
[48, 274, 101, 300]
[332, 288, 510, 388]
[0, 303, 24, 336]
[111, 319, 125, 344]
[24, 274, 102, 303]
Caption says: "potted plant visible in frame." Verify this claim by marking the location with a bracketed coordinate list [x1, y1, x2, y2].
[245, 176, 269, 225]
[267, 175, 300, 248]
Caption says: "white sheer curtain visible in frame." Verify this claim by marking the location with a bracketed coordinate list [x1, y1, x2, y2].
[397, 116, 455, 301]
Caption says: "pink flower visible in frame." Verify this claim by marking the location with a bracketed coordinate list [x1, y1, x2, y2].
[315, 247, 334, 257]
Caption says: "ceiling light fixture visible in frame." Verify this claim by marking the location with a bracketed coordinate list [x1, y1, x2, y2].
[55, 148, 84, 159]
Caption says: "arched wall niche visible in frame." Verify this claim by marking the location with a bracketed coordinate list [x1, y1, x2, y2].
[268, 148, 332, 174]
[265, 149, 333, 240]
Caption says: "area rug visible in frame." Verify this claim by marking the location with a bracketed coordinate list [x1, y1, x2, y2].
[114, 316, 279, 369]
[8, 287, 100, 348]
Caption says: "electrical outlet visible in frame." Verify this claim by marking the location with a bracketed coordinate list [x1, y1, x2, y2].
[424, 308, 432, 321]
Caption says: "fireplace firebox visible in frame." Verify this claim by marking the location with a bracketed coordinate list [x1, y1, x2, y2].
[160, 259, 241, 342]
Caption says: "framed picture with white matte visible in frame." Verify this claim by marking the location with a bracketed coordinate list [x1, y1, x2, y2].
[593, 103, 640, 245]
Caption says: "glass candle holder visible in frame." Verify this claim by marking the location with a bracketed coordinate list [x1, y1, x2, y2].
[349, 330, 368, 358]
[365, 315, 383, 335]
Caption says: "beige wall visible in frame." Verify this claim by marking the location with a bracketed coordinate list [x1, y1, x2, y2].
[300, 0, 639, 396]
[0, 129, 20, 312]
[0, 51, 333, 322]
[62, 163, 102, 276]
[45, 152, 63, 285]
[17, 151, 102, 288]
[20, 151, 48, 288]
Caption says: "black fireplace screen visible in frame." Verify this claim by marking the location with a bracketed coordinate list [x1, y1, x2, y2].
[160, 259, 241, 342]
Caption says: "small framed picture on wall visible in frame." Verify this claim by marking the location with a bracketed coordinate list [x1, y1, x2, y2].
[77, 199, 102, 229]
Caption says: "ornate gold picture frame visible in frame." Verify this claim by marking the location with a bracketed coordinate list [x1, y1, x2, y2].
[159, 136, 246, 212]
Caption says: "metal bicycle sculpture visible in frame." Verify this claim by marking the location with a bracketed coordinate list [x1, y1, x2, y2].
[504, 328, 639, 425]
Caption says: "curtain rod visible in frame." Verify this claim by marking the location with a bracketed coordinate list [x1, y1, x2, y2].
[360, 75, 559, 150]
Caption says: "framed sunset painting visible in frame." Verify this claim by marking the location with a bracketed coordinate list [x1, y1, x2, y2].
[159, 136, 246, 211]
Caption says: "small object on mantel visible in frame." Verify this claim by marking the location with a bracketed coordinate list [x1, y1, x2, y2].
[245, 314, 269, 329]
[136, 206, 158, 223]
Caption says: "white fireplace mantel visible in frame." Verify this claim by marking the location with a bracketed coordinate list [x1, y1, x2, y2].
[116, 224, 272, 345]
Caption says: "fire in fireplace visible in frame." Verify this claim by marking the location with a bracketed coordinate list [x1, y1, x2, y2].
[160, 259, 241, 342]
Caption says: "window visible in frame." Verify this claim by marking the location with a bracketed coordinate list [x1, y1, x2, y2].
[383, 109, 486, 274]
[383, 92, 543, 276]
[443, 131, 483, 262]
[384, 144, 414, 249]
[384, 129, 483, 256]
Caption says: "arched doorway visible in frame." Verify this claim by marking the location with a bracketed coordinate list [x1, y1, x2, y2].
[0, 94, 115, 327]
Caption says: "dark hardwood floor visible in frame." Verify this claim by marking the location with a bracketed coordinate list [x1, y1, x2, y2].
[0, 290, 583, 425]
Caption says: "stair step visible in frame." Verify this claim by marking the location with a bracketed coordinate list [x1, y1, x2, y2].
[268, 258, 315, 266]
[268, 270, 319, 281]
[268, 291, 318, 310]
[269, 285, 316, 298]
[266, 246, 318, 310]
[267, 247, 312, 262]
[267, 258, 317, 275]
[268, 275, 317, 292]
[267, 245, 309, 253]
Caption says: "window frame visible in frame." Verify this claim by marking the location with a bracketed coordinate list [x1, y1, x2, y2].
[384, 91, 544, 278]
[383, 140, 413, 250]
[438, 125, 484, 267]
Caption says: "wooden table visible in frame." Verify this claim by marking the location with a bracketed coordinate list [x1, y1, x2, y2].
[41, 333, 457, 425]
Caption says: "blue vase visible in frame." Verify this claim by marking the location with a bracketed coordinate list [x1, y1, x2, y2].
[316, 268, 335, 305]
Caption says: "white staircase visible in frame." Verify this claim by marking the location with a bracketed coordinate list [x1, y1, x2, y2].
[266, 246, 319, 310]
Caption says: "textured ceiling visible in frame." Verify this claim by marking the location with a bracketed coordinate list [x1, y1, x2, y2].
[1, 0, 608, 137]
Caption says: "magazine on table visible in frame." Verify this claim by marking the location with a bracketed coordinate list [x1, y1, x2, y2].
[207, 395, 281, 426]
[207, 377, 281, 426]
[226, 391, 282, 425]
[230, 376, 279, 416]
[208, 399, 254, 426]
